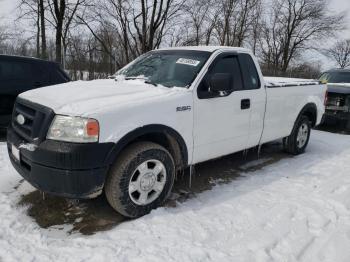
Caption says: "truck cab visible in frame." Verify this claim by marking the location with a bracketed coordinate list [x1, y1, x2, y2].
[7, 46, 326, 217]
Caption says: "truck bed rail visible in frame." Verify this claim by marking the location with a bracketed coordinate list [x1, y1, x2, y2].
[264, 77, 321, 88]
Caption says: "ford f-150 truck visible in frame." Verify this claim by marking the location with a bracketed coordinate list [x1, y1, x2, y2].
[7, 46, 326, 218]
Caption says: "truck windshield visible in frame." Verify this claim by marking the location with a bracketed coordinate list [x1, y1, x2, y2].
[115, 50, 211, 88]
[320, 71, 350, 84]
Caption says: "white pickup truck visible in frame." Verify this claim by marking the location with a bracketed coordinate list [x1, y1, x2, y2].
[7, 46, 326, 217]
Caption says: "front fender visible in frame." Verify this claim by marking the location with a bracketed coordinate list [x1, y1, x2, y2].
[91, 90, 194, 164]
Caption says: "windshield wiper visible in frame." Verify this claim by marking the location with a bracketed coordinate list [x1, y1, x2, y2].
[125, 76, 146, 80]
[125, 76, 158, 86]
[145, 80, 157, 86]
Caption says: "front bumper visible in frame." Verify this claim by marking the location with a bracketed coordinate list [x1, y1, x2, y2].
[7, 127, 114, 199]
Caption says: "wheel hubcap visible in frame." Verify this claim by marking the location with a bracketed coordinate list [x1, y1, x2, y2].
[296, 123, 309, 148]
[128, 159, 166, 206]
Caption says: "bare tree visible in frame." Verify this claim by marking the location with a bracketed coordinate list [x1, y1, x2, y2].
[0, 24, 36, 57]
[182, 0, 210, 45]
[39, 0, 47, 58]
[48, 0, 87, 66]
[131, 0, 184, 53]
[76, 1, 124, 70]
[260, 0, 344, 75]
[10, 0, 347, 80]
[235, 0, 262, 46]
[77, 0, 183, 71]
[180, 0, 218, 46]
[18, 0, 48, 58]
[18, 0, 41, 57]
[325, 39, 350, 69]
[49, 0, 65, 64]
[0, 25, 11, 52]
[214, 0, 261, 47]
[249, 0, 263, 54]
[216, 0, 236, 45]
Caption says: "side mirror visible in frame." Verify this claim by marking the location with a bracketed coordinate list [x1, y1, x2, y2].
[209, 73, 233, 92]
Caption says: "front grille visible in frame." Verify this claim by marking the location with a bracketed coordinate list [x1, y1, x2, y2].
[12, 98, 55, 143]
[326, 93, 346, 107]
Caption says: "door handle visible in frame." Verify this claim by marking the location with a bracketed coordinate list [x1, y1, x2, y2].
[241, 99, 250, 109]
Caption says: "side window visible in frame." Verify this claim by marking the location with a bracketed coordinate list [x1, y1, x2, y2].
[0, 60, 33, 81]
[198, 55, 243, 98]
[238, 54, 260, 90]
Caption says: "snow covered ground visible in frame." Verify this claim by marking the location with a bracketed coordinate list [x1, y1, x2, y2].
[1, 130, 350, 262]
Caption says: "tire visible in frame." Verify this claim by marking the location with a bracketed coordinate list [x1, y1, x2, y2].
[283, 115, 311, 155]
[105, 141, 175, 218]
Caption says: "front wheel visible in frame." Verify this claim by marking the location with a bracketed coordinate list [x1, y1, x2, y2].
[105, 142, 175, 218]
[283, 115, 311, 155]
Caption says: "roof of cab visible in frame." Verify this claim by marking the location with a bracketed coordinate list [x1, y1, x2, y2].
[157, 46, 251, 53]
[324, 68, 350, 73]
[0, 54, 55, 64]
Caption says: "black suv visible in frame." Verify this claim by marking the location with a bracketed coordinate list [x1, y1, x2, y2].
[0, 55, 70, 129]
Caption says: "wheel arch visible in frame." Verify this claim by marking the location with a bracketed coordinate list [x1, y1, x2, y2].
[104, 124, 188, 170]
[295, 103, 318, 127]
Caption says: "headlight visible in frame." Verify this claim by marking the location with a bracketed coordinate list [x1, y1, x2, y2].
[47, 115, 99, 143]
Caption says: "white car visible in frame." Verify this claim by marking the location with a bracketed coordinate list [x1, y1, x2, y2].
[7, 46, 326, 217]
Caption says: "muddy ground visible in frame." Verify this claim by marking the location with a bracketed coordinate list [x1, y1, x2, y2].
[1, 124, 348, 235]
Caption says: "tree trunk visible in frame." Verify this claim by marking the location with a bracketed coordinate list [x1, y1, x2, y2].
[39, 0, 47, 59]
[53, 0, 65, 66]
[55, 26, 62, 64]
[36, 1, 40, 58]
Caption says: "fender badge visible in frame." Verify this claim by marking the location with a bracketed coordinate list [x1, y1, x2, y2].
[176, 106, 191, 112]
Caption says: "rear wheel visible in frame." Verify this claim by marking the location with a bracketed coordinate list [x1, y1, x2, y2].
[105, 142, 175, 218]
[283, 115, 311, 155]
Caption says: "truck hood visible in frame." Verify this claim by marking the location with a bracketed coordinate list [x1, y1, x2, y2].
[19, 79, 187, 116]
[327, 83, 350, 94]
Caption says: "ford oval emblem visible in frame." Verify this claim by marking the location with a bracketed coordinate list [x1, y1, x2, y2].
[16, 114, 25, 125]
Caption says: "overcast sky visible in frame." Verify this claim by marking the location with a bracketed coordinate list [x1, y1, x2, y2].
[332, 0, 350, 37]
[0, 0, 16, 19]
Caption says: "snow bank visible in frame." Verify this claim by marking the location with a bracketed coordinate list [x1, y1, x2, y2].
[1, 131, 350, 261]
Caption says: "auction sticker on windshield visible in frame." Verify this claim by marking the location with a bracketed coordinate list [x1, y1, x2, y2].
[176, 58, 201, 66]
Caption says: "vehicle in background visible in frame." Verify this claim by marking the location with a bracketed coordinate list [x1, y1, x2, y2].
[320, 69, 350, 129]
[7, 46, 326, 218]
[0, 55, 71, 130]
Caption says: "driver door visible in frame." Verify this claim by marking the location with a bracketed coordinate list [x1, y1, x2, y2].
[193, 53, 251, 163]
